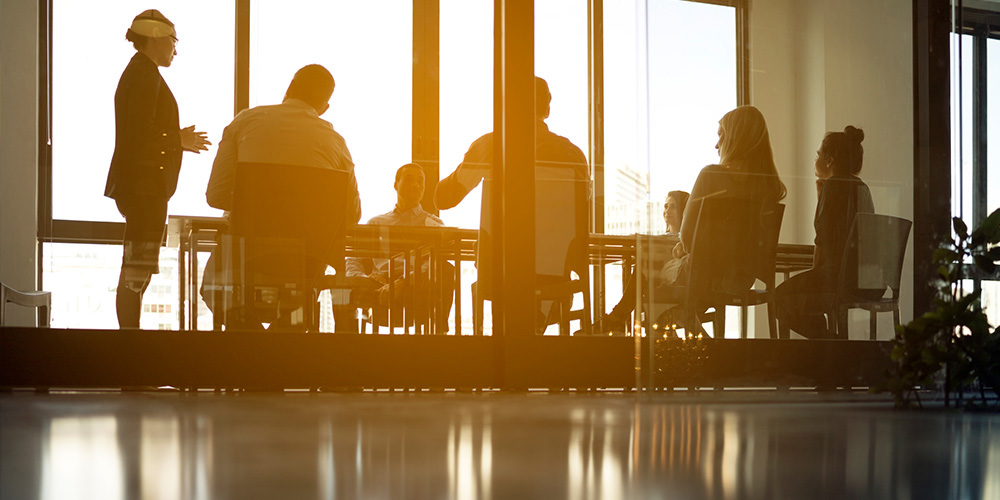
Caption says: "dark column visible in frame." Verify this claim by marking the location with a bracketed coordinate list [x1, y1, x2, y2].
[235, 0, 250, 115]
[588, 0, 606, 315]
[494, 0, 536, 339]
[912, 0, 953, 315]
[414, 0, 441, 211]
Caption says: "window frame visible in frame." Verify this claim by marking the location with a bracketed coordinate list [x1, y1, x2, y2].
[36, 0, 751, 322]
[953, 7, 1000, 284]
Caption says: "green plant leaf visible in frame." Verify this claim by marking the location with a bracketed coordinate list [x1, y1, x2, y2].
[974, 255, 997, 275]
[937, 265, 952, 282]
[933, 248, 960, 264]
[954, 217, 969, 240]
[971, 208, 1000, 246]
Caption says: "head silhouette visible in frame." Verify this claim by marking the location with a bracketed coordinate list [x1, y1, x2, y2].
[819, 126, 865, 177]
[663, 190, 690, 233]
[394, 163, 426, 211]
[284, 64, 335, 115]
[535, 77, 551, 120]
[715, 105, 786, 200]
[126, 10, 177, 66]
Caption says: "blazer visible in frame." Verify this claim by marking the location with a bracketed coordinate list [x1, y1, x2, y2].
[105, 52, 182, 202]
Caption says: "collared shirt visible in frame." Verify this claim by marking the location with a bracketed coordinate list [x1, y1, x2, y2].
[346, 205, 444, 277]
[206, 98, 361, 223]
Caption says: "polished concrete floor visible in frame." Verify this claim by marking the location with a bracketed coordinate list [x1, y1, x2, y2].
[1, 390, 998, 500]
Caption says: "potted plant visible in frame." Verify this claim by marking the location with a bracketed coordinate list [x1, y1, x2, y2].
[880, 208, 1000, 408]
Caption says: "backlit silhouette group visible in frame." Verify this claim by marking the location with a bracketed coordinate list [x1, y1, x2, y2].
[108, 10, 876, 339]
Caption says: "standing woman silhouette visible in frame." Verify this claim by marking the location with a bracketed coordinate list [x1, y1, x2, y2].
[104, 9, 211, 328]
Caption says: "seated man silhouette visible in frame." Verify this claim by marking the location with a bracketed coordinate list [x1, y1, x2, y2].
[200, 64, 361, 328]
[435, 76, 591, 331]
[341, 163, 455, 333]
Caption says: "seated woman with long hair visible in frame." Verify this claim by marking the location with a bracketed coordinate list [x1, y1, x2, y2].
[775, 126, 874, 339]
[649, 105, 787, 332]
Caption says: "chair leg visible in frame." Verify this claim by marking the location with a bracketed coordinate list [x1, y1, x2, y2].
[712, 307, 725, 339]
[869, 310, 877, 341]
[559, 300, 570, 336]
[740, 303, 748, 339]
[767, 297, 778, 339]
[472, 286, 483, 336]
[892, 306, 900, 336]
[836, 307, 849, 340]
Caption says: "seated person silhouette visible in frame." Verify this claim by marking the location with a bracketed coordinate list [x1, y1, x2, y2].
[435, 76, 592, 332]
[599, 190, 689, 334]
[649, 106, 787, 334]
[775, 126, 876, 339]
[339, 163, 455, 333]
[200, 64, 361, 329]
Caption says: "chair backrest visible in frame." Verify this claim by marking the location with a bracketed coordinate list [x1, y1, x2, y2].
[231, 162, 349, 285]
[686, 198, 784, 298]
[477, 164, 590, 288]
[837, 213, 912, 298]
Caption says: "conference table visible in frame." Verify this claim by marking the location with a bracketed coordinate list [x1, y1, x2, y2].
[167, 216, 814, 333]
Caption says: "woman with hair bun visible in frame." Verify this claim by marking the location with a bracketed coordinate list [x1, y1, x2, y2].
[775, 125, 875, 339]
[105, 9, 211, 328]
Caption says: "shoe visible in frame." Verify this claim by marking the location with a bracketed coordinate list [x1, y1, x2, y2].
[596, 311, 629, 335]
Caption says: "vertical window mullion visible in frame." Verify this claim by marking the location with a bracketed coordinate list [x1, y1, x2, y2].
[236, 0, 250, 115]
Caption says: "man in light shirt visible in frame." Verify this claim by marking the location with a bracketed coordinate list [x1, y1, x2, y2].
[342, 163, 454, 333]
[201, 64, 361, 323]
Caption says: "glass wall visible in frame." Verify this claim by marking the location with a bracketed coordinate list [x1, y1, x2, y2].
[13, 0, 967, 341]
[951, 10, 1000, 327]
[51, 1, 234, 222]
[249, 0, 412, 224]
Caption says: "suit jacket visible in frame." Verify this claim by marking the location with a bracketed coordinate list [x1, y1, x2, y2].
[105, 52, 182, 202]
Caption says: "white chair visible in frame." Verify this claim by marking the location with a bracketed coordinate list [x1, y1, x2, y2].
[1, 281, 51, 327]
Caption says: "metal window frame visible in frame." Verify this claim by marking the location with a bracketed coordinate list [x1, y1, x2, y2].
[36, 0, 756, 321]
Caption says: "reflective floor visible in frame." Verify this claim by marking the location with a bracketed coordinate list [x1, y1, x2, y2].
[2, 390, 998, 500]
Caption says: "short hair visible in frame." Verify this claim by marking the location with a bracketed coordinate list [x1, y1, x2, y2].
[820, 125, 865, 176]
[285, 65, 335, 110]
[666, 190, 690, 213]
[394, 163, 424, 185]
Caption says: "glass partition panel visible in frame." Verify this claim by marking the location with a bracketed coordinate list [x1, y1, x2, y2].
[52, 1, 234, 222]
[602, 0, 738, 342]
[952, 33, 974, 225]
[249, 0, 412, 224]
[42, 243, 183, 330]
[989, 38, 999, 219]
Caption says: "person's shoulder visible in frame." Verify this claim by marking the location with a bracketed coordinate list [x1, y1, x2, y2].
[542, 127, 584, 151]
[119, 53, 159, 84]
[467, 132, 493, 151]
[366, 209, 396, 225]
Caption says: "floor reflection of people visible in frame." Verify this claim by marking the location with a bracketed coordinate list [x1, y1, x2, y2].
[599, 190, 689, 334]
[200, 64, 361, 327]
[105, 9, 210, 329]
[776, 126, 875, 339]
[341, 163, 455, 333]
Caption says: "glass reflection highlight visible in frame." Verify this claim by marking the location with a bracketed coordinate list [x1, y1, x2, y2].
[13, 396, 1000, 500]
